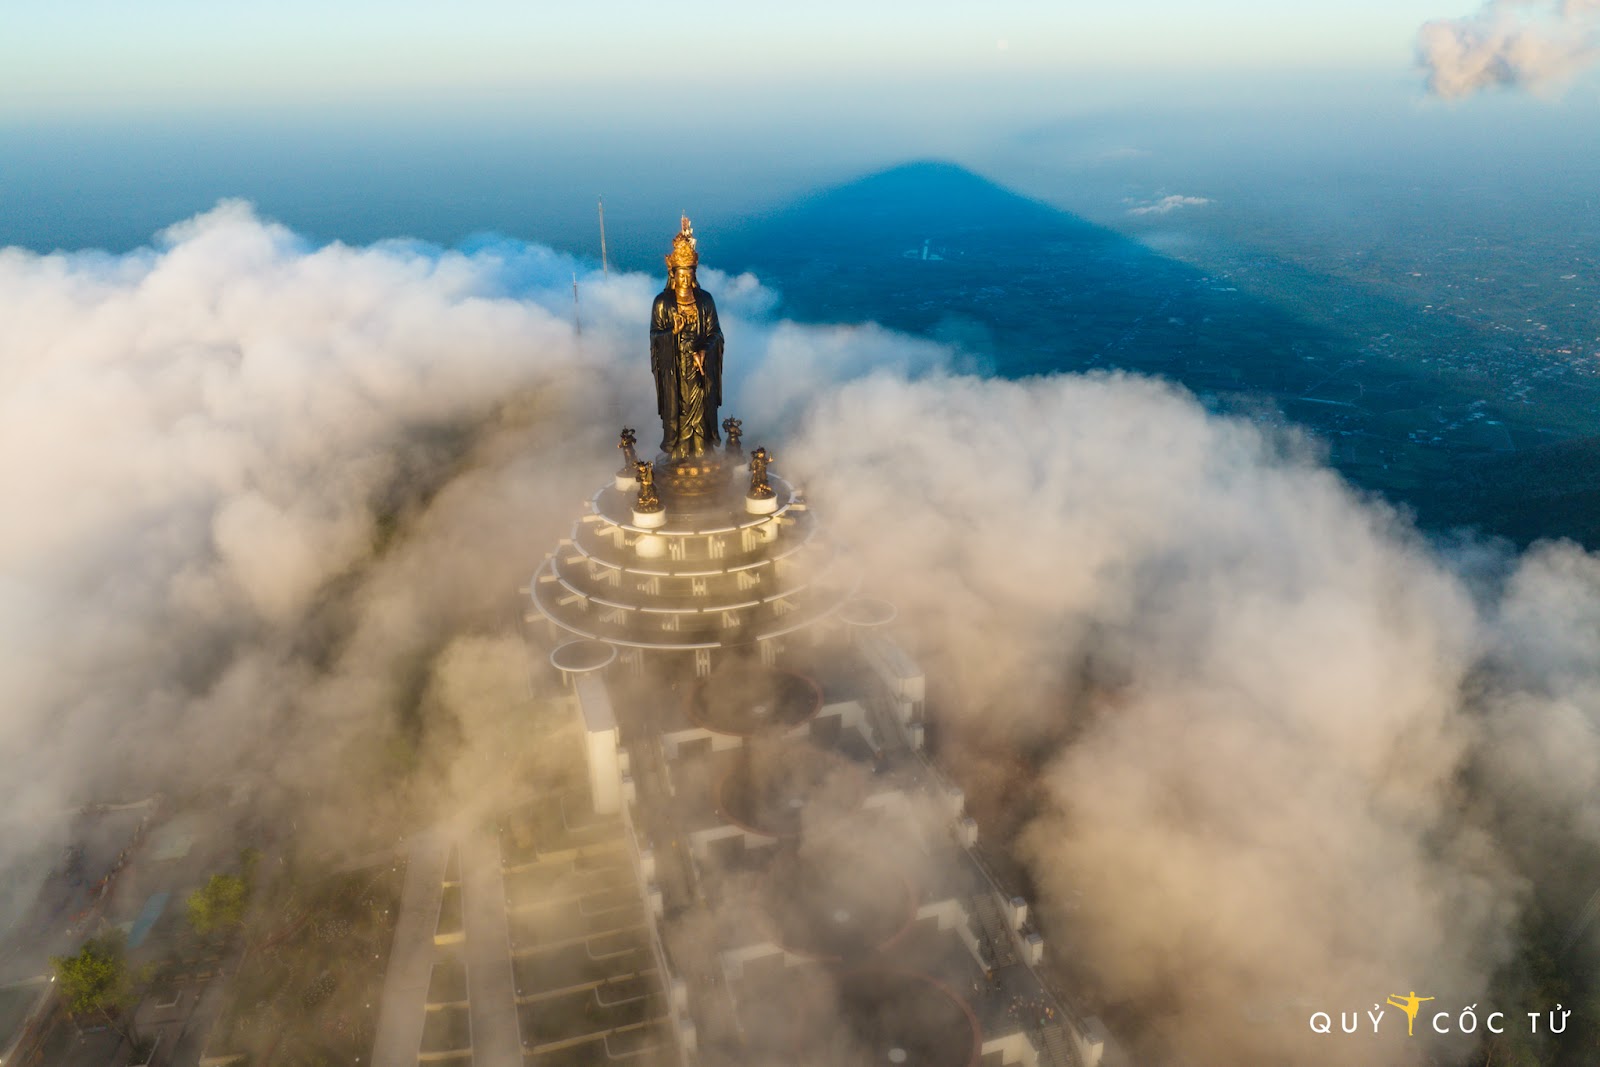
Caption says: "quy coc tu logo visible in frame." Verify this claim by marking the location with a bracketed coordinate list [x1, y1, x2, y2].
[1308, 993, 1571, 1037]
[1386, 992, 1433, 1036]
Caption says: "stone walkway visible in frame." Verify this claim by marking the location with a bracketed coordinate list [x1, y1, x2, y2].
[461, 832, 521, 1065]
[369, 830, 447, 1067]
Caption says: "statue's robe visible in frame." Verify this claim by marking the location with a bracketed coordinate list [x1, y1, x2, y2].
[649, 285, 725, 457]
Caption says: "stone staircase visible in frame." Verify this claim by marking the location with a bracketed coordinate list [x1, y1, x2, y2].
[1038, 1021, 1081, 1067]
[970, 892, 1018, 968]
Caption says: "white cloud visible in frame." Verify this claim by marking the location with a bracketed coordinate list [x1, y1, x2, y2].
[1418, 0, 1600, 98]
[1128, 193, 1212, 216]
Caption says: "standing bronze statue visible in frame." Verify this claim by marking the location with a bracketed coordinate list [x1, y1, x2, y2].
[650, 217, 725, 460]
[722, 417, 743, 457]
[634, 459, 663, 513]
[617, 427, 639, 473]
[748, 446, 775, 500]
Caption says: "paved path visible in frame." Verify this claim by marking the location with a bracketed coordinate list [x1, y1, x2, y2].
[370, 830, 448, 1067]
[462, 832, 522, 1065]
[165, 954, 238, 1065]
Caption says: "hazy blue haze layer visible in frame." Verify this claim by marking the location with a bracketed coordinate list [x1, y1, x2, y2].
[5, 84, 1599, 543]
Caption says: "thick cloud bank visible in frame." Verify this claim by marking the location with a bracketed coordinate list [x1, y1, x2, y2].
[789, 377, 1562, 1062]
[4, 205, 1600, 1062]
[1418, 0, 1600, 97]
[0, 203, 939, 923]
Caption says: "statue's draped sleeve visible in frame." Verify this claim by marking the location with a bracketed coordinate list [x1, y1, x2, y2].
[701, 291, 724, 415]
[650, 291, 678, 453]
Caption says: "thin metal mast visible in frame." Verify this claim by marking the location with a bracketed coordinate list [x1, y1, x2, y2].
[572, 273, 582, 337]
[598, 197, 609, 277]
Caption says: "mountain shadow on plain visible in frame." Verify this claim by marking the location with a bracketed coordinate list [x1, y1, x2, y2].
[715, 161, 1600, 549]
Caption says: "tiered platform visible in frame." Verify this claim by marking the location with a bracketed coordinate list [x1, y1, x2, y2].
[529, 470, 856, 666]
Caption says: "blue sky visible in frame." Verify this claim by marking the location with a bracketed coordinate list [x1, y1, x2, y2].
[3, 0, 1498, 118]
[4, 0, 1597, 258]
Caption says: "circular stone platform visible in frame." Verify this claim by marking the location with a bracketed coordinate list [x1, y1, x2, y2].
[834, 970, 982, 1067]
[836, 597, 898, 629]
[739, 967, 982, 1067]
[686, 668, 823, 737]
[715, 743, 867, 840]
[548, 639, 617, 674]
[529, 466, 858, 658]
[766, 849, 918, 962]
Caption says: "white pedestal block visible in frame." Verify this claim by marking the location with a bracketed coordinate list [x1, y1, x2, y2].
[745, 494, 778, 515]
[633, 507, 667, 528]
[614, 473, 636, 491]
[636, 534, 666, 559]
[575, 674, 621, 816]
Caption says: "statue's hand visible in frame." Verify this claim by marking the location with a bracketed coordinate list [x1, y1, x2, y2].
[693, 351, 705, 375]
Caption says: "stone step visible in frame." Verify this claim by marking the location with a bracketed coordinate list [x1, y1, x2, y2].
[971, 892, 1017, 968]
[1039, 1022, 1079, 1067]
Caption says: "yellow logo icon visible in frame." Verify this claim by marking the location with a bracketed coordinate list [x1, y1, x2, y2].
[1386, 992, 1435, 1036]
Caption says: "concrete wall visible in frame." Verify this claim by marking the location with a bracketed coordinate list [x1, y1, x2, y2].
[574, 674, 621, 815]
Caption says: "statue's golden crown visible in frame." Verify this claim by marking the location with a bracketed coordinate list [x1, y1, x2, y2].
[665, 214, 699, 270]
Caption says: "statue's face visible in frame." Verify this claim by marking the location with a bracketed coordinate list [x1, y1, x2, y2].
[671, 266, 695, 298]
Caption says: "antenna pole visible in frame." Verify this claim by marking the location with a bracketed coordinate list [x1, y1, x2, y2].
[572, 273, 582, 337]
[598, 197, 609, 277]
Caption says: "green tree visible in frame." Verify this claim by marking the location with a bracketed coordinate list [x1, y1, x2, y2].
[187, 872, 249, 935]
[51, 931, 143, 1049]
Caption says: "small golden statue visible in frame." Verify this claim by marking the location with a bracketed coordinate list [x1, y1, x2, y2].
[722, 417, 743, 457]
[618, 427, 639, 473]
[634, 459, 663, 513]
[748, 446, 774, 500]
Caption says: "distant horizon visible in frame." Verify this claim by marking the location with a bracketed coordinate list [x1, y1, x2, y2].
[2, 1, 1499, 120]
[8, 1, 1599, 264]
[5, 79, 1596, 263]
